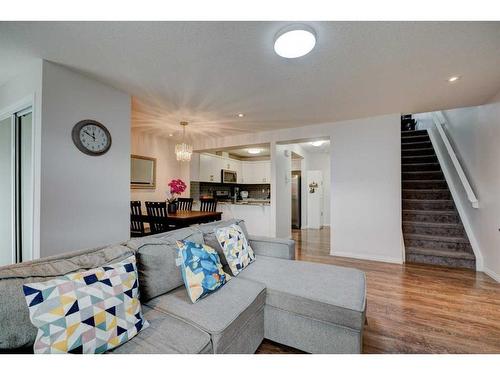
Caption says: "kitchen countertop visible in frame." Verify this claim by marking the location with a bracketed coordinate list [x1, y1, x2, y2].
[217, 199, 271, 206]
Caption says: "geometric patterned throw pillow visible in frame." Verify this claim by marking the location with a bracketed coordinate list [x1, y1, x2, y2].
[215, 224, 255, 276]
[176, 240, 231, 303]
[22, 255, 149, 354]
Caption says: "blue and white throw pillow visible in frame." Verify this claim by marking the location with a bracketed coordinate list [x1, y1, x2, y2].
[216, 224, 255, 276]
[176, 240, 231, 303]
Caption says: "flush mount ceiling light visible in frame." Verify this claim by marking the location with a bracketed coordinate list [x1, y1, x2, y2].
[310, 140, 325, 147]
[237, 113, 245, 118]
[175, 121, 193, 162]
[274, 24, 317, 59]
[247, 148, 261, 154]
[448, 75, 461, 83]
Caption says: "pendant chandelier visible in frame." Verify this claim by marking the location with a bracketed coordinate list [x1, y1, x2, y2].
[175, 121, 193, 162]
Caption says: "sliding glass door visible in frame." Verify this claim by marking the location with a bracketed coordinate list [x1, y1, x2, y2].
[0, 108, 33, 266]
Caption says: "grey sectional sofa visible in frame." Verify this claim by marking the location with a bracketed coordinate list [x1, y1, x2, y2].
[0, 219, 366, 354]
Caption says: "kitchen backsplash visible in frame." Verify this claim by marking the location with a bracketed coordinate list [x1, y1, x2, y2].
[190, 181, 271, 201]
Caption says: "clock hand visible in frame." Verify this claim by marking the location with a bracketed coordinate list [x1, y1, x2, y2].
[83, 130, 95, 140]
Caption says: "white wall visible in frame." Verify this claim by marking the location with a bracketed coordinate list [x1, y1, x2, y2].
[194, 113, 403, 263]
[439, 103, 500, 280]
[306, 152, 331, 226]
[274, 144, 292, 238]
[130, 129, 189, 206]
[40, 61, 131, 257]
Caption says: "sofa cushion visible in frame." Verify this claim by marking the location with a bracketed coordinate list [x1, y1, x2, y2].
[239, 256, 366, 330]
[216, 224, 255, 276]
[126, 227, 204, 301]
[176, 240, 231, 303]
[22, 255, 149, 354]
[108, 306, 212, 354]
[197, 219, 249, 273]
[146, 277, 266, 353]
[0, 244, 133, 350]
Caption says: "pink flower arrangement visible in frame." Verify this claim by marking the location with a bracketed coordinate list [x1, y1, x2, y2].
[167, 179, 187, 203]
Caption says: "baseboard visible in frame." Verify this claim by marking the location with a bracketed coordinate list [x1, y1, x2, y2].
[330, 250, 403, 265]
[483, 267, 500, 283]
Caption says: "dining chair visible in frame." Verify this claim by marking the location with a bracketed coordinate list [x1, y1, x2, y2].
[177, 197, 193, 211]
[199, 198, 218, 223]
[145, 201, 172, 234]
[130, 201, 147, 237]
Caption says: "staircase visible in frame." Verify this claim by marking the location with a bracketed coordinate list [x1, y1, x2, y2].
[401, 116, 476, 269]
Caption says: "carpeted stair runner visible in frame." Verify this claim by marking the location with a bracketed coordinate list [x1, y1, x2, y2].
[401, 125, 476, 269]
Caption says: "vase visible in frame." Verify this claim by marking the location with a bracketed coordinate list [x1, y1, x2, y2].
[167, 202, 177, 214]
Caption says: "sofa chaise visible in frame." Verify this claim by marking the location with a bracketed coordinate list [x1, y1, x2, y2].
[0, 219, 366, 354]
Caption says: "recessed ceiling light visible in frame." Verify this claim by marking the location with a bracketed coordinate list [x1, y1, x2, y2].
[248, 148, 261, 154]
[274, 25, 316, 59]
[310, 140, 325, 147]
[448, 76, 461, 83]
[169, 133, 174, 137]
[238, 113, 245, 118]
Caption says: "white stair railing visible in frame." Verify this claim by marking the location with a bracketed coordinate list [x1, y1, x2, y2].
[431, 111, 479, 209]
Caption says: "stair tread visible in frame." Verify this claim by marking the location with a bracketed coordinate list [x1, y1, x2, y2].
[402, 188, 450, 192]
[401, 130, 427, 134]
[402, 199, 453, 203]
[402, 147, 435, 152]
[406, 247, 476, 260]
[401, 135, 430, 141]
[404, 233, 469, 243]
[402, 162, 440, 167]
[403, 209, 457, 215]
[402, 221, 462, 228]
[402, 171, 442, 175]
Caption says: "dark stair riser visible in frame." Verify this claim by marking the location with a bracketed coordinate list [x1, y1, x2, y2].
[403, 180, 448, 189]
[402, 189, 451, 200]
[402, 163, 441, 172]
[402, 148, 436, 157]
[404, 238, 472, 252]
[402, 141, 433, 150]
[402, 155, 439, 164]
[403, 223, 465, 237]
[402, 171, 444, 180]
[403, 199, 455, 211]
[401, 135, 430, 144]
[403, 211, 460, 224]
[405, 253, 475, 270]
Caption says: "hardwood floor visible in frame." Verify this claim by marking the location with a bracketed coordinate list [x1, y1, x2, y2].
[256, 227, 500, 354]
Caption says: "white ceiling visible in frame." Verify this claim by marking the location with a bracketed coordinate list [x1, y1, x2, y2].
[227, 147, 271, 158]
[298, 140, 330, 154]
[1, 22, 500, 141]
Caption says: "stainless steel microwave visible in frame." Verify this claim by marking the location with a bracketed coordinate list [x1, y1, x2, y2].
[221, 169, 237, 183]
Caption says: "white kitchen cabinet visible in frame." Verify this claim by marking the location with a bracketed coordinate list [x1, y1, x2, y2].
[195, 153, 270, 184]
[241, 160, 271, 184]
[199, 153, 221, 183]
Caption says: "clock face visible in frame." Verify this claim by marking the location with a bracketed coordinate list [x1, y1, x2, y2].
[72, 120, 112, 156]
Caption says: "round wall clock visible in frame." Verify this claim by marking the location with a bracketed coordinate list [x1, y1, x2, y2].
[72, 119, 112, 156]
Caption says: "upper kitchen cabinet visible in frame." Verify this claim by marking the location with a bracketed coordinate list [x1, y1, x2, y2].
[199, 153, 223, 182]
[241, 160, 271, 184]
[190, 149, 271, 184]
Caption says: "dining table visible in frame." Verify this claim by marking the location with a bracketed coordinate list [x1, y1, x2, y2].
[132, 210, 222, 230]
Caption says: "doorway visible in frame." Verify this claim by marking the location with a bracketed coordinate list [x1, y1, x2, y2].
[291, 171, 301, 229]
[0, 107, 34, 266]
